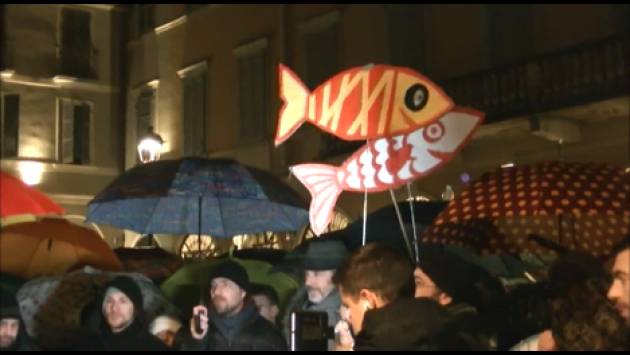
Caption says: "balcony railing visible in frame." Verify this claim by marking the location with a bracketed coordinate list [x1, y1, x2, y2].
[320, 33, 629, 158]
[441, 33, 629, 124]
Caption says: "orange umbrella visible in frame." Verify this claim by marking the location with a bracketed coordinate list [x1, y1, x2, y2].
[1, 218, 122, 278]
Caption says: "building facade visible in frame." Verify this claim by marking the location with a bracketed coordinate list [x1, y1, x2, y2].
[1, 4, 127, 244]
[122, 4, 628, 254]
[3, 4, 627, 254]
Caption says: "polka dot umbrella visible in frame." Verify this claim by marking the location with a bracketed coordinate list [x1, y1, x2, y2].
[422, 161, 630, 258]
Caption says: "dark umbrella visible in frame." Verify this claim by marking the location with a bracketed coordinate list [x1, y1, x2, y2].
[217, 248, 288, 265]
[278, 200, 539, 280]
[113, 247, 183, 284]
[87, 157, 309, 256]
[274, 201, 447, 277]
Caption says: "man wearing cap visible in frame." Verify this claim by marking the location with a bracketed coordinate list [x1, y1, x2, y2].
[413, 245, 500, 350]
[282, 239, 348, 350]
[184, 260, 287, 351]
[78, 275, 168, 350]
[0, 290, 39, 351]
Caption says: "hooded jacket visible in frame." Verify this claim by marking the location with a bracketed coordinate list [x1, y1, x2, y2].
[0, 290, 39, 351]
[77, 276, 168, 351]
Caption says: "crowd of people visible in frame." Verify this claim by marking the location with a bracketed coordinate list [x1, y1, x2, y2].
[1, 235, 628, 351]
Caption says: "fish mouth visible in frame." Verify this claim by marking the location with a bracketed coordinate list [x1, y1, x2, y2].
[428, 149, 453, 161]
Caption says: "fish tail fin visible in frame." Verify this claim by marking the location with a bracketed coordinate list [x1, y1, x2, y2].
[275, 64, 311, 146]
[290, 164, 343, 236]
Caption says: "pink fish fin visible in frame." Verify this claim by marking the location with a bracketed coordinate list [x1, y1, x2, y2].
[275, 63, 311, 146]
[290, 164, 343, 236]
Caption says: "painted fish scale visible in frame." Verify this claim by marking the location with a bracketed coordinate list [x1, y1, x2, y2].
[340, 135, 412, 192]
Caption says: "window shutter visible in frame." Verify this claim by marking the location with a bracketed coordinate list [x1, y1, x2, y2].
[183, 69, 207, 156]
[61, 100, 75, 164]
[74, 104, 90, 164]
[1, 94, 19, 158]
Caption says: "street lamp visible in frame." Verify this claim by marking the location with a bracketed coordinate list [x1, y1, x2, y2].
[137, 127, 164, 163]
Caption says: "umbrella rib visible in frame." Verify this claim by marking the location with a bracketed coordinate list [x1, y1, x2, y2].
[143, 197, 168, 235]
[212, 168, 226, 238]
[273, 201, 302, 232]
[217, 196, 226, 237]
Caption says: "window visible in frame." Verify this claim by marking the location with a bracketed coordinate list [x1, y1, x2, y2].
[303, 16, 339, 89]
[179, 62, 208, 156]
[136, 88, 155, 140]
[235, 38, 269, 142]
[136, 4, 155, 36]
[1, 94, 19, 158]
[60, 8, 94, 78]
[58, 99, 91, 165]
[301, 12, 350, 156]
[180, 235, 225, 259]
[302, 210, 351, 240]
[487, 5, 533, 65]
[384, 5, 426, 72]
[0, 4, 10, 71]
[134, 234, 159, 248]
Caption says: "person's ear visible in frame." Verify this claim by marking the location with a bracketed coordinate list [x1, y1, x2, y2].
[438, 292, 452, 306]
[358, 289, 376, 310]
[270, 305, 279, 319]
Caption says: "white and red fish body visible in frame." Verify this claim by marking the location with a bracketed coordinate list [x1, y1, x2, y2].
[291, 108, 484, 235]
[275, 63, 454, 145]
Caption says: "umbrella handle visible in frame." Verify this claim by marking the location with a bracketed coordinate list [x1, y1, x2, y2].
[198, 196, 202, 259]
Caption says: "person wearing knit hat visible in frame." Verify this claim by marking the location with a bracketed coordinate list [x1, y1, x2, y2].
[281, 239, 348, 351]
[77, 275, 167, 351]
[413, 244, 499, 350]
[249, 283, 280, 326]
[182, 259, 287, 351]
[414, 245, 487, 307]
[101, 275, 144, 333]
[0, 290, 39, 351]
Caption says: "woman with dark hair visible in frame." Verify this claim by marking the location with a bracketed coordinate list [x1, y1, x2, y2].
[551, 277, 629, 351]
[512, 252, 629, 351]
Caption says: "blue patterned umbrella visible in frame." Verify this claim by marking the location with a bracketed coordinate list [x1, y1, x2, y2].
[86, 157, 309, 238]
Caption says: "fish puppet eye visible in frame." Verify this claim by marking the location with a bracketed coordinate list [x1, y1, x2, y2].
[422, 122, 445, 143]
[404, 84, 429, 112]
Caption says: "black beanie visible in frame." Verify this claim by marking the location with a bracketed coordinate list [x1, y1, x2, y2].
[102, 276, 144, 313]
[418, 245, 484, 306]
[209, 260, 250, 292]
[0, 289, 21, 320]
